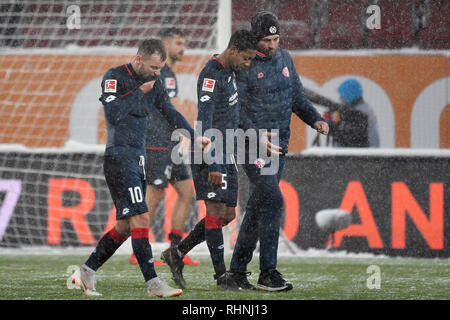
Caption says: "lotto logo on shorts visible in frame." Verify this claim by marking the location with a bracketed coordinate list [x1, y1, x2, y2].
[207, 192, 216, 199]
[104, 79, 117, 93]
[202, 78, 216, 92]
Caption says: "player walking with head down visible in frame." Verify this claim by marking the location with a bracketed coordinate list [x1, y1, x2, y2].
[129, 28, 199, 266]
[161, 30, 258, 290]
[71, 39, 209, 298]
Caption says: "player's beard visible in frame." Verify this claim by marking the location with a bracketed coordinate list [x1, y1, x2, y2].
[258, 46, 275, 57]
[265, 47, 277, 56]
[136, 64, 148, 78]
[136, 64, 156, 80]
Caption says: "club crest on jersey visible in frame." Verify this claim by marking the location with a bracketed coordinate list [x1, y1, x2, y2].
[254, 158, 266, 168]
[202, 78, 216, 92]
[165, 77, 176, 89]
[105, 79, 117, 93]
[257, 72, 264, 79]
[282, 67, 290, 77]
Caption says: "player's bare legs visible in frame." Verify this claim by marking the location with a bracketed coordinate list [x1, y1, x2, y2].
[146, 185, 165, 226]
[171, 179, 194, 231]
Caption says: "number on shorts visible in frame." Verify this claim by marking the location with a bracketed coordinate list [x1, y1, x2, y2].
[128, 186, 143, 203]
[164, 165, 172, 180]
[221, 174, 227, 190]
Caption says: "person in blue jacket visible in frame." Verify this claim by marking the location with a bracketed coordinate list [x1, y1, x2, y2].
[328, 78, 380, 148]
[71, 39, 209, 298]
[228, 11, 329, 292]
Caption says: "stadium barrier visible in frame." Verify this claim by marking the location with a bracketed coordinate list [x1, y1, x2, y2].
[277, 149, 449, 258]
[1, 148, 448, 258]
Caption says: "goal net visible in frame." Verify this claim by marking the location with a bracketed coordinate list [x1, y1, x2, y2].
[0, 0, 298, 255]
[0, 0, 302, 255]
[0, 0, 220, 249]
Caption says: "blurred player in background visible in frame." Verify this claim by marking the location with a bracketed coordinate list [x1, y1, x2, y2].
[129, 28, 200, 266]
[227, 11, 328, 292]
[71, 39, 209, 297]
[325, 78, 380, 148]
[161, 30, 258, 291]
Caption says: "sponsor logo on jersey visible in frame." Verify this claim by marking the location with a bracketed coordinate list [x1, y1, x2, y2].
[282, 66, 290, 77]
[165, 77, 176, 89]
[104, 95, 116, 103]
[228, 92, 238, 106]
[105, 79, 117, 93]
[202, 78, 216, 92]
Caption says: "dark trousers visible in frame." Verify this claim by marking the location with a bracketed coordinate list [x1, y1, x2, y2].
[230, 154, 286, 272]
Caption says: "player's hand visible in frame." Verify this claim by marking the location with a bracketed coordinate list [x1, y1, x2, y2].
[139, 80, 156, 94]
[261, 131, 282, 155]
[195, 136, 211, 151]
[314, 121, 329, 135]
[208, 171, 222, 186]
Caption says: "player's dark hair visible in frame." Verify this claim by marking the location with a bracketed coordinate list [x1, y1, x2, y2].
[137, 39, 167, 61]
[159, 27, 186, 40]
[227, 29, 258, 51]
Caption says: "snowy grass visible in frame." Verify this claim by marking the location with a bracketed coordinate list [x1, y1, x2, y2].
[0, 247, 448, 300]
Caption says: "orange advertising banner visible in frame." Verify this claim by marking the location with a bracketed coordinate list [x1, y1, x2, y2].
[290, 55, 449, 152]
[0, 54, 448, 151]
